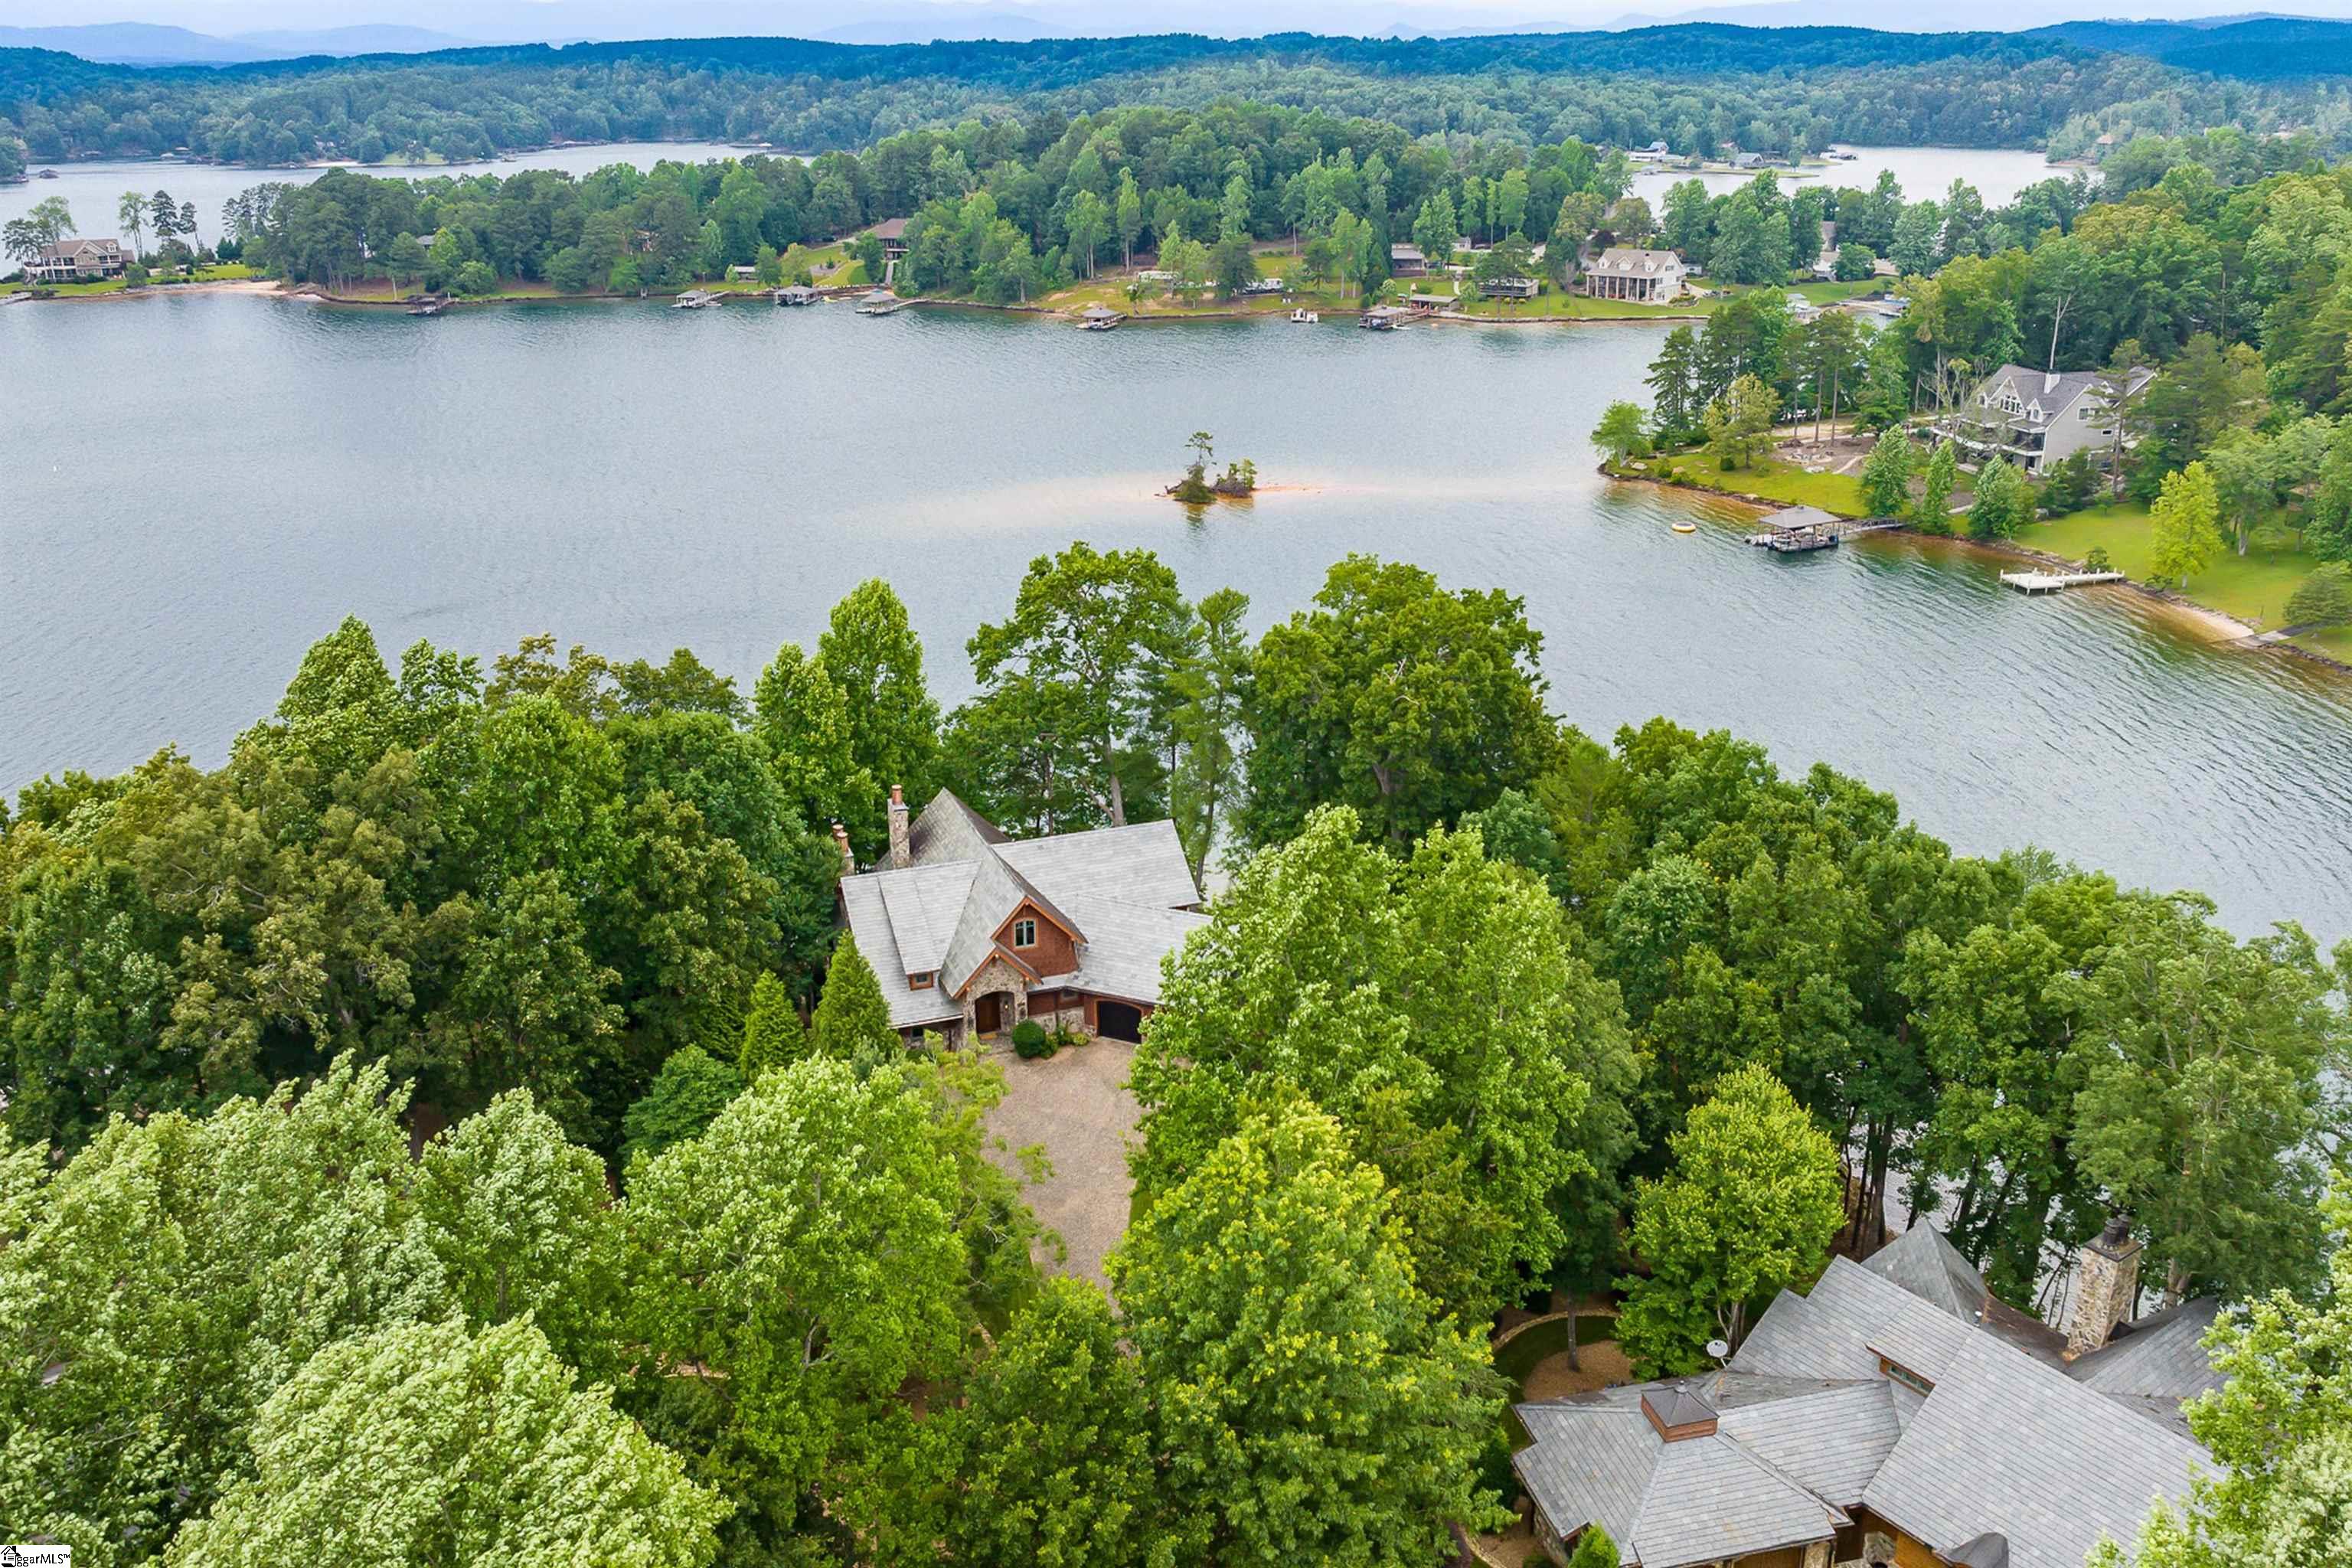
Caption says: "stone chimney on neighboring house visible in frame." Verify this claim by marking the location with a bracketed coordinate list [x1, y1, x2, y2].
[2065, 1214, 2143, 1358]
[887, 784, 912, 870]
[831, 822, 855, 878]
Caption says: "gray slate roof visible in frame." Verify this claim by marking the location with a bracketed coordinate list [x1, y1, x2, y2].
[840, 791, 1205, 1031]
[1860, 1331, 2207, 1568]
[1511, 1244, 2220, 1568]
[2068, 1298, 2226, 1437]
[1514, 1377, 1863, 1568]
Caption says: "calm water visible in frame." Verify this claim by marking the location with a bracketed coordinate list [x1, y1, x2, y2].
[2, 142, 756, 248]
[1635, 145, 2074, 205]
[8, 142, 2063, 253]
[5, 294, 2350, 939]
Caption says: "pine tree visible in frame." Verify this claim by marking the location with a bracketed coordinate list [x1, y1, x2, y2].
[738, 971, 805, 1080]
[1859, 430, 1915, 517]
[1915, 440, 1958, 533]
[808, 935, 901, 1064]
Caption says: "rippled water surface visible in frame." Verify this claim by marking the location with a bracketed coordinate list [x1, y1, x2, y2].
[5, 295, 2350, 937]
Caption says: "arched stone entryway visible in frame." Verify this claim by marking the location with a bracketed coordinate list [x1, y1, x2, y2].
[959, 954, 1031, 1045]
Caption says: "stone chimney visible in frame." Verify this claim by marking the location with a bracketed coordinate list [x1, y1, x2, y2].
[831, 822, 854, 878]
[2065, 1214, 2142, 1358]
[887, 784, 912, 870]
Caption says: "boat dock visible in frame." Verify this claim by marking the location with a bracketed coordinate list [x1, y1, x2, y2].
[1079, 305, 1125, 330]
[1999, 570, 2127, 594]
[1744, 508, 1903, 553]
[858, 289, 911, 315]
[671, 289, 724, 309]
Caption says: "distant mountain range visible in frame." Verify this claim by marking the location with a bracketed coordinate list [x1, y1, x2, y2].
[0, 21, 499, 65]
[17, 3, 2352, 67]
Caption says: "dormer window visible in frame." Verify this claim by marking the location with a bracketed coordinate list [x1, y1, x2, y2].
[909, 972, 935, 990]
[1012, 919, 1037, 949]
[1877, 1354, 1934, 1396]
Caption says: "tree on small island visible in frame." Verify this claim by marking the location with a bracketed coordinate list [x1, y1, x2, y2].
[1171, 431, 1259, 503]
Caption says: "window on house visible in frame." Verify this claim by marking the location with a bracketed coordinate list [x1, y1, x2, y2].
[909, 972, 934, 989]
[1877, 1356, 1935, 1396]
[1012, 919, 1037, 949]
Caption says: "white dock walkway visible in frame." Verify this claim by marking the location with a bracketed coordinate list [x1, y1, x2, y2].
[1999, 570, 2126, 594]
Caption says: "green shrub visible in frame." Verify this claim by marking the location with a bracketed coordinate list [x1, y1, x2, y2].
[1566, 1524, 1619, 1568]
[2084, 544, 2114, 573]
[1050, 1025, 1086, 1052]
[1011, 1018, 1053, 1058]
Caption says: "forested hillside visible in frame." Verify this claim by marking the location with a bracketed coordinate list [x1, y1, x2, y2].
[0, 21, 2340, 168]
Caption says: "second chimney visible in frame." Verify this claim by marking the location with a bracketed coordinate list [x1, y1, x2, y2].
[887, 784, 912, 870]
[831, 821, 855, 878]
[2064, 1214, 2143, 1358]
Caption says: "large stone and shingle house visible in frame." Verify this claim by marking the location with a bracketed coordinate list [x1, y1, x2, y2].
[24, 237, 127, 283]
[835, 787, 1207, 1048]
[1514, 1222, 2221, 1568]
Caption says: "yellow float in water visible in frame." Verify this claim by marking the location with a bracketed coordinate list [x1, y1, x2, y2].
[1671, 521, 1697, 534]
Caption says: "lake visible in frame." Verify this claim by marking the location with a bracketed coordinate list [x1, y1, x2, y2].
[6, 142, 2068, 253]
[5, 293, 2350, 941]
[1633, 145, 2075, 206]
[2, 141, 759, 248]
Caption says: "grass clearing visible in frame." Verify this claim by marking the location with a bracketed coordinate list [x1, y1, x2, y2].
[2030, 503, 2327, 635]
[1623, 451, 1869, 516]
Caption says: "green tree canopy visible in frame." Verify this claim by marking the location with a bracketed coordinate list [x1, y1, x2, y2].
[1132, 805, 1638, 1320]
[622, 1057, 969, 1557]
[1615, 1063, 1844, 1377]
[1242, 555, 1554, 849]
[1110, 1096, 1506, 1565]
[165, 1318, 726, 1568]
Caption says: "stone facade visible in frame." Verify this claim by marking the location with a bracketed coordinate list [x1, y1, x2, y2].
[959, 952, 1033, 1039]
[2066, 1216, 2144, 1357]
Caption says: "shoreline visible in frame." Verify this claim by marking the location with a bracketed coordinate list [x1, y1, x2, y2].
[1606, 468, 2352, 677]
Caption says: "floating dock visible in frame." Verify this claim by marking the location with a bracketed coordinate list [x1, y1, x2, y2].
[1998, 570, 2127, 594]
[671, 289, 724, 309]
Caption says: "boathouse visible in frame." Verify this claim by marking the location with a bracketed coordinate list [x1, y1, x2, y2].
[1359, 304, 1413, 330]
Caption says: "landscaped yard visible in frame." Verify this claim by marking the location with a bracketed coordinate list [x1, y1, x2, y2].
[2029, 502, 2351, 655]
[1616, 452, 1870, 516]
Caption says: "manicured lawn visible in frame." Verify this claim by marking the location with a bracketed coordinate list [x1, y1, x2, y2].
[2030, 503, 2327, 637]
[1790, 278, 1883, 305]
[1623, 452, 1869, 516]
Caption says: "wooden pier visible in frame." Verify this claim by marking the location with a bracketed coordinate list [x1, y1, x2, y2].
[1998, 570, 2127, 594]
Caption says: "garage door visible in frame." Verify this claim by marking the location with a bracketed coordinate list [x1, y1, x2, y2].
[1096, 1001, 1144, 1042]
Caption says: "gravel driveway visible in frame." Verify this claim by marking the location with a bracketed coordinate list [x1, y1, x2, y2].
[982, 1037, 1140, 1289]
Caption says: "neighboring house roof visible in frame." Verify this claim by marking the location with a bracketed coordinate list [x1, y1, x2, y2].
[839, 790, 1206, 1031]
[1591, 247, 1685, 276]
[1514, 1372, 1892, 1568]
[1971, 363, 2157, 426]
[1521, 1232, 2219, 1568]
[868, 217, 910, 240]
[35, 237, 121, 261]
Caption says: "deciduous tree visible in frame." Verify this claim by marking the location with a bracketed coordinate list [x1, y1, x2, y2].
[1111, 1097, 1506, 1565]
[1615, 1063, 1844, 1376]
[166, 1318, 724, 1568]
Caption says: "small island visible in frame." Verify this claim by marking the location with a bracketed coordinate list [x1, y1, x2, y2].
[1167, 430, 1258, 505]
